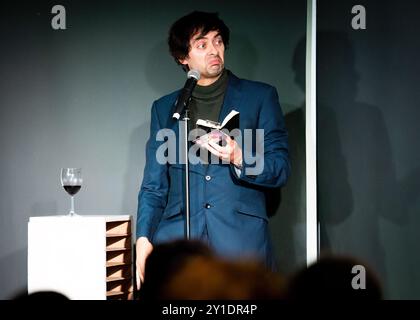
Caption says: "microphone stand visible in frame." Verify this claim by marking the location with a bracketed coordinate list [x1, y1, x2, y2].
[181, 101, 191, 240]
[173, 69, 199, 241]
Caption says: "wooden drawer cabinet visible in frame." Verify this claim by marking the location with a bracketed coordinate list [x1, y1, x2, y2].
[28, 215, 133, 300]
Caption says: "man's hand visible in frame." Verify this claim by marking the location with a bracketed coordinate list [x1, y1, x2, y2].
[197, 132, 243, 167]
[135, 237, 153, 290]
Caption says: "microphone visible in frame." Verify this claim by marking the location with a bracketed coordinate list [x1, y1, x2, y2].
[172, 69, 201, 120]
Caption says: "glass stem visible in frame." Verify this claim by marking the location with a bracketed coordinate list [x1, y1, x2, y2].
[70, 196, 75, 215]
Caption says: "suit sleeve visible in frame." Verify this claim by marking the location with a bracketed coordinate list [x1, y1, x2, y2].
[136, 102, 169, 240]
[230, 86, 291, 188]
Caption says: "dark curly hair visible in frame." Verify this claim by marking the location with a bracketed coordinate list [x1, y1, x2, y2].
[168, 11, 230, 71]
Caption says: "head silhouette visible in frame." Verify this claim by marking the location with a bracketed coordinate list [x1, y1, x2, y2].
[286, 254, 383, 300]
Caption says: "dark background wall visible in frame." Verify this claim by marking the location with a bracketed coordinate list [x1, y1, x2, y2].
[0, 0, 307, 298]
[317, 0, 420, 299]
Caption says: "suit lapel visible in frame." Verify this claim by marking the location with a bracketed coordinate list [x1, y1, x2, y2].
[218, 71, 243, 124]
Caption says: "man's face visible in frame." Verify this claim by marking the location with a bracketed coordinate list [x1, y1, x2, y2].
[179, 30, 225, 86]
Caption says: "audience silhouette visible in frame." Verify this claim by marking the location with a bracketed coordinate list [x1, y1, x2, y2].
[138, 239, 285, 300]
[13, 290, 69, 300]
[285, 254, 383, 300]
[138, 239, 214, 300]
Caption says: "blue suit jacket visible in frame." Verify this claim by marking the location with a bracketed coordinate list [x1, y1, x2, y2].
[136, 71, 290, 268]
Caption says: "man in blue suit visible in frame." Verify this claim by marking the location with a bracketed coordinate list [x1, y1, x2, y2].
[136, 11, 290, 287]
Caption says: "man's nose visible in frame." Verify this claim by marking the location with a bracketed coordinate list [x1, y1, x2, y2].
[207, 42, 218, 55]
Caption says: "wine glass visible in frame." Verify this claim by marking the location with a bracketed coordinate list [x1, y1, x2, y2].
[60, 168, 82, 216]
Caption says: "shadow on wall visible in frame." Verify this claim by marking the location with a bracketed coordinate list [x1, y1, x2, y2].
[314, 31, 408, 293]
[266, 35, 307, 276]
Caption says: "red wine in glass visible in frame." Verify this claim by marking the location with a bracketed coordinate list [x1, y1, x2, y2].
[63, 185, 81, 196]
[60, 168, 83, 216]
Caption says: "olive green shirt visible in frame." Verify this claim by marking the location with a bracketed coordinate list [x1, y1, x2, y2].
[189, 68, 229, 129]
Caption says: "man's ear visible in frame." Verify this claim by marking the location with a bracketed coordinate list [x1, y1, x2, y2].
[178, 57, 188, 66]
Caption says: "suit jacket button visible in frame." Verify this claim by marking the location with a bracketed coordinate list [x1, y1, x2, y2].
[205, 175, 211, 181]
[205, 203, 211, 209]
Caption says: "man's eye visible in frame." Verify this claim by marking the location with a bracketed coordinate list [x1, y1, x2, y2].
[197, 43, 206, 49]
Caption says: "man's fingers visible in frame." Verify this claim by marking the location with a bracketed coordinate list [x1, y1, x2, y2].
[208, 140, 227, 153]
[223, 135, 233, 144]
[199, 141, 217, 154]
[205, 142, 226, 158]
[136, 269, 141, 290]
[135, 237, 154, 291]
[136, 261, 144, 288]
